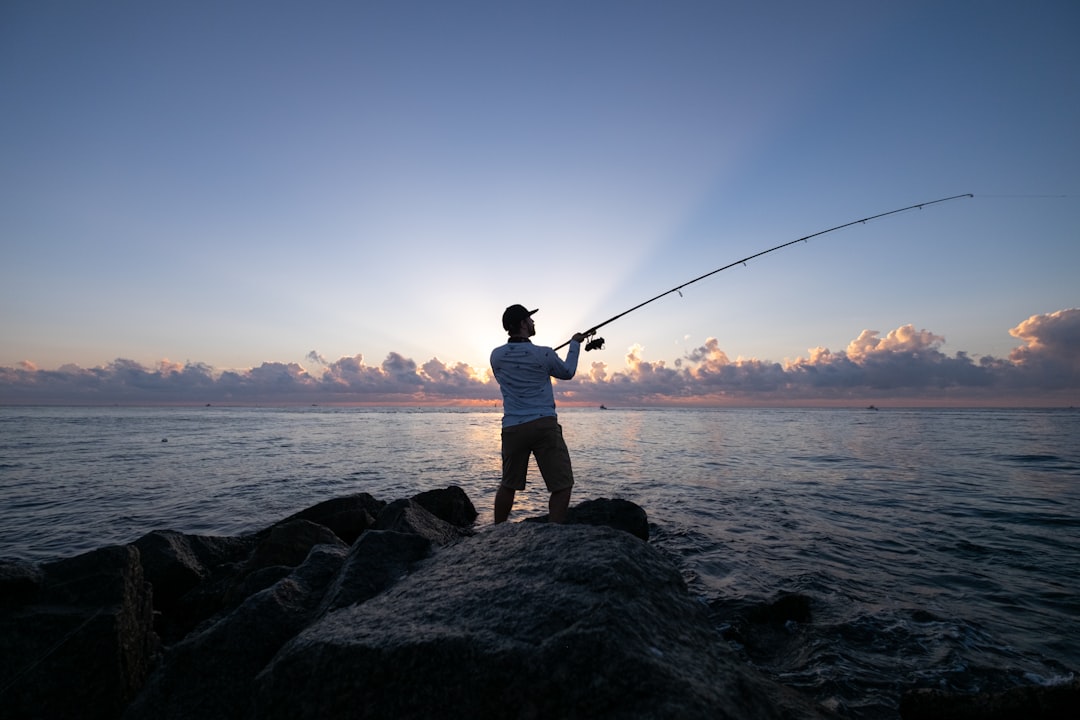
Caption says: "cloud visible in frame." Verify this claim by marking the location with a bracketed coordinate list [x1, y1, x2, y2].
[313, 354, 495, 402]
[0, 359, 218, 404]
[1008, 308, 1080, 387]
[559, 310, 1079, 406]
[2, 309, 1078, 406]
[843, 325, 945, 362]
[781, 325, 994, 394]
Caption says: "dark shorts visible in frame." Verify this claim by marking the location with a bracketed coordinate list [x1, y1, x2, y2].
[500, 416, 574, 493]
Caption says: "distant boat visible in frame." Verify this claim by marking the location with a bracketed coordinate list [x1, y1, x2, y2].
[600, 404, 608, 410]
[867, 404, 879, 411]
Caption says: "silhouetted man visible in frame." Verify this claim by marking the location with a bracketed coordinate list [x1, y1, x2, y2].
[490, 304, 585, 524]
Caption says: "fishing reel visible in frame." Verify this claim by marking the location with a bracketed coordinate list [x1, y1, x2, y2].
[556, 329, 604, 353]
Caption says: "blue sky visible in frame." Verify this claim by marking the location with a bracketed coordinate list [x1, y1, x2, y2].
[2, 1, 1078, 405]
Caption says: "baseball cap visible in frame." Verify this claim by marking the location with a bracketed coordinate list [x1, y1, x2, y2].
[502, 304, 538, 332]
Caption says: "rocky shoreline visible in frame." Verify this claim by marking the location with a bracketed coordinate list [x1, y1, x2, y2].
[1, 488, 1075, 719]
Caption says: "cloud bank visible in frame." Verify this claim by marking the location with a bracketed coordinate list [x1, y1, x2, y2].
[2, 310, 1078, 407]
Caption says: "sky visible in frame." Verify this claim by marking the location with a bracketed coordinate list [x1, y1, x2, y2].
[2, 0, 1078, 406]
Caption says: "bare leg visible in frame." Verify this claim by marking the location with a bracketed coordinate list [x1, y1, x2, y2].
[494, 485, 516, 524]
[548, 487, 572, 524]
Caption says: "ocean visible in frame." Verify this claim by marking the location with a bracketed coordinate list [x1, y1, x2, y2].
[1, 405, 1077, 717]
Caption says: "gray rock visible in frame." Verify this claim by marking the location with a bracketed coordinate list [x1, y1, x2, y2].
[124, 543, 348, 720]
[411, 485, 479, 527]
[525, 496, 651, 540]
[130, 530, 256, 644]
[146, 521, 343, 645]
[374, 497, 474, 545]
[132, 530, 206, 607]
[0, 558, 43, 607]
[254, 522, 825, 720]
[567, 496, 650, 540]
[318, 529, 432, 614]
[243, 518, 346, 573]
[258, 492, 385, 545]
[223, 564, 293, 606]
[0, 545, 157, 720]
[133, 529, 255, 612]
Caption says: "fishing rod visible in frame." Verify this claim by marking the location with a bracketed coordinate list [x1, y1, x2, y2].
[555, 193, 974, 352]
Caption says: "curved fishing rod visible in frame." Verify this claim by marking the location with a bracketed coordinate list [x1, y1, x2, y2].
[556, 193, 974, 351]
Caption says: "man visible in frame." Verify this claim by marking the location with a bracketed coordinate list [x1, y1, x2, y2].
[490, 304, 586, 524]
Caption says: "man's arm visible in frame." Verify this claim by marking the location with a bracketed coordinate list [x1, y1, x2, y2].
[548, 335, 584, 380]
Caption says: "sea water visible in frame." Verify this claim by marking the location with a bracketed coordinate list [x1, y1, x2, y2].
[1, 405, 1078, 717]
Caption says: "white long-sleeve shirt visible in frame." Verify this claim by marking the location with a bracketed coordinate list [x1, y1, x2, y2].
[490, 338, 581, 428]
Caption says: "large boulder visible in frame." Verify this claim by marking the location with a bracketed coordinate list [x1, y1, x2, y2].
[124, 543, 349, 720]
[373, 498, 474, 545]
[132, 530, 255, 618]
[566, 496, 650, 540]
[318, 529, 432, 614]
[525, 496, 651, 541]
[257, 492, 386, 545]
[243, 518, 347, 573]
[0, 545, 157, 720]
[145, 521, 342, 645]
[411, 485, 479, 527]
[254, 522, 825, 720]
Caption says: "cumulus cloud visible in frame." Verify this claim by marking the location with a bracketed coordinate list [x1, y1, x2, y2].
[843, 325, 945, 362]
[2, 309, 1078, 406]
[1008, 308, 1080, 387]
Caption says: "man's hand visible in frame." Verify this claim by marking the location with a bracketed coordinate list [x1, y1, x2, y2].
[572, 332, 587, 343]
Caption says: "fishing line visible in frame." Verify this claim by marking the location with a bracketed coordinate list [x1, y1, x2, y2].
[556, 193, 974, 352]
[972, 194, 1071, 199]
